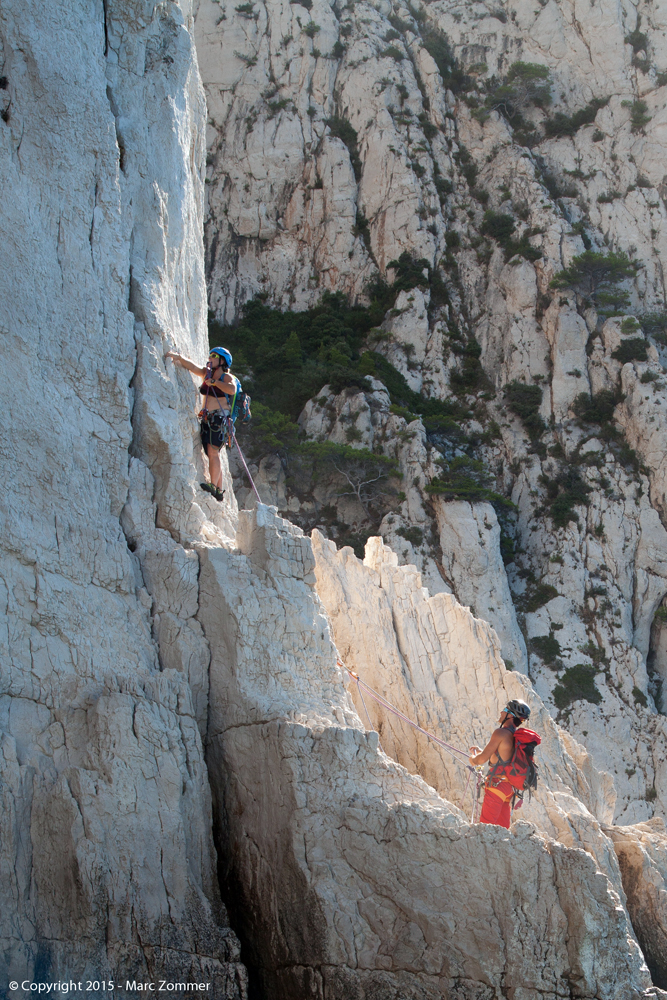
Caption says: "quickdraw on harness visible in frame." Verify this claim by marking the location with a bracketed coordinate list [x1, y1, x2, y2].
[484, 724, 541, 812]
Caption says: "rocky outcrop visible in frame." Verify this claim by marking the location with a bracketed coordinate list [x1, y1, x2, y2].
[605, 818, 667, 990]
[0, 0, 245, 991]
[201, 505, 659, 1000]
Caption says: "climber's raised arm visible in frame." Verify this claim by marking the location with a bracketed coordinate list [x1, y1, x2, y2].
[165, 349, 207, 378]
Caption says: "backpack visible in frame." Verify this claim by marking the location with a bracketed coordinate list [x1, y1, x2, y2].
[228, 376, 252, 425]
[488, 727, 541, 805]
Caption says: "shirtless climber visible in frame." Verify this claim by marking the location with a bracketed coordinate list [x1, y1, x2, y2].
[469, 699, 533, 829]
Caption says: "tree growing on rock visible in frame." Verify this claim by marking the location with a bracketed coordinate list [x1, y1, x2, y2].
[550, 249, 640, 308]
[300, 441, 401, 519]
[484, 61, 552, 122]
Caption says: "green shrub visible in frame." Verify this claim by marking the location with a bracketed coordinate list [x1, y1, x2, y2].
[303, 20, 320, 36]
[386, 250, 429, 293]
[426, 456, 515, 510]
[325, 116, 362, 180]
[389, 403, 418, 422]
[484, 62, 551, 123]
[421, 27, 471, 93]
[418, 112, 438, 140]
[504, 381, 545, 439]
[611, 337, 648, 363]
[449, 338, 490, 394]
[598, 190, 622, 203]
[299, 441, 400, 514]
[381, 45, 404, 61]
[639, 311, 667, 343]
[579, 639, 609, 666]
[541, 172, 578, 199]
[481, 211, 516, 242]
[573, 389, 619, 424]
[553, 664, 602, 708]
[543, 97, 609, 138]
[517, 583, 559, 613]
[267, 98, 291, 119]
[633, 686, 648, 707]
[210, 292, 379, 418]
[530, 633, 562, 666]
[625, 19, 648, 53]
[537, 468, 592, 527]
[396, 525, 424, 546]
[621, 99, 651, 133]
[480, 212, 542, 262]
[434, 167, 454, 200]
[550, 249, 640, 300]
[454, 145, 478, 188]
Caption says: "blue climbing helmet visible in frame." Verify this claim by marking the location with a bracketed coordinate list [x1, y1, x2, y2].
[210, 346, 232, 367]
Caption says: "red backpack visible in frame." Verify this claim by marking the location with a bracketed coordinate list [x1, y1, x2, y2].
[488, 727, 541, 801]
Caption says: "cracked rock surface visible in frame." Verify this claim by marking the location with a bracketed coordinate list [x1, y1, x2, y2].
[0, 0, 245, 992]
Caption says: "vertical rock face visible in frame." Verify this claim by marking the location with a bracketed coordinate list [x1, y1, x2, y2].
[0, 1, 245, 991]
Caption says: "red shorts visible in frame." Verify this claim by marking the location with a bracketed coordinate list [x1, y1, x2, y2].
[479, 780, 514, 829]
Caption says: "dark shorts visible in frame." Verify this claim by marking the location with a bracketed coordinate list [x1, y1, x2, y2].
[200, 411, 231, 451]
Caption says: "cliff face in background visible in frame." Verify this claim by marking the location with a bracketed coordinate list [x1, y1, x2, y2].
[4, 0, 667, 998]
[195, 0, 667, 823]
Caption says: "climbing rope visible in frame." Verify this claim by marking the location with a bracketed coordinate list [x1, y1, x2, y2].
[340, 663, 485, 820]
[232, 428, 262, 504]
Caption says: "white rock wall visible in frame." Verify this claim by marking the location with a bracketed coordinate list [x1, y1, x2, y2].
[0, 1, 245, 991]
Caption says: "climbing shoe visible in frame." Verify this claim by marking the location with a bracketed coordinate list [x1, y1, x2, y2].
[200, 482, 214, 495]
[213, 487, 225, 502]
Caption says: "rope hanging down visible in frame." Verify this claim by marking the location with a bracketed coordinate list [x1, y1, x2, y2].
[339, 662, 485, 821]
[232, 428, 262, 503]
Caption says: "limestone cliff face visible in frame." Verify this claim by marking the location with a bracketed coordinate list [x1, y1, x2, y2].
[6, 0, 667, 996]
[0, 1, 245, 991]
[196, 0, 667, 823]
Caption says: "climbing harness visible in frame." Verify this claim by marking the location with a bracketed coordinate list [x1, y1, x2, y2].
[199, 359, 259, 501]
[340, 663, 486, 822]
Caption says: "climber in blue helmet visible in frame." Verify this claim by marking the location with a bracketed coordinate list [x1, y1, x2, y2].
[165, 345, 238, 502]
